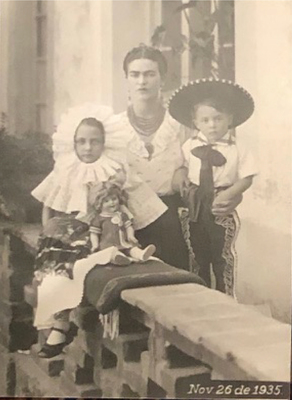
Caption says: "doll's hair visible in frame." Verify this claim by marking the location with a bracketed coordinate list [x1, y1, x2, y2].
[74, 117, 105, 143]
[123, 43, 168, 77]
[93, 183, 128, 213]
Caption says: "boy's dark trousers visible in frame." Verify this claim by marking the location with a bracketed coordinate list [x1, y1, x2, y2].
[189, 215, 227, 292]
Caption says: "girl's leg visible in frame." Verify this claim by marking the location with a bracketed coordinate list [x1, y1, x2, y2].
[38, 310, 72, 358]
[46, 310, 70, 345]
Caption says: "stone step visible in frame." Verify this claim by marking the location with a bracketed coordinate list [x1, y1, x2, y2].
[59, 371, 102, 397]
[63, 350, 93, 385]
[14, 352, 65, 397]
[29, 344, 65, 377]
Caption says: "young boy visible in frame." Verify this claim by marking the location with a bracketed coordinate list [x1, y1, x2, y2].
[168, 78, 258, 296]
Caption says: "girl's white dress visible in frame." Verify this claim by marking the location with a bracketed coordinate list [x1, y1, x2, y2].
[32, 104, 166, 328]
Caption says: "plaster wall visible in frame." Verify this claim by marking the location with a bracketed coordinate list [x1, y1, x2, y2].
[235, 0, 292, 323]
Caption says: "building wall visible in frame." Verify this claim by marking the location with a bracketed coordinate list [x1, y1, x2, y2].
[51, 0, 113, 127]
[235, 0, 292, 323]
[0, 1, 35, 134]
[111, 1, 157, 112]
[0, 0, 159, 130]
[0, 1, 9, 127]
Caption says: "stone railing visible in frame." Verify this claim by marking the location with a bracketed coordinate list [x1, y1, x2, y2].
[0, 223, 290, 397]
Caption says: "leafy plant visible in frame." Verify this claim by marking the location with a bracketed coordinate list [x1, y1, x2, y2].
[0, 128, 54, 222]
[151, 0, 234, 80]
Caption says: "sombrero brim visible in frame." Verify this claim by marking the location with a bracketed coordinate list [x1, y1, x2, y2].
[168, 79, 254, 128]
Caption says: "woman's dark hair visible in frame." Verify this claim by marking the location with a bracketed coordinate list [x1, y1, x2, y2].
[74, 117, 105, 143]
[123, 44, 168, 77]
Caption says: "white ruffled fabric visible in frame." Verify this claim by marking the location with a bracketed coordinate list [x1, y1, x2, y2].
[34, 247, 118, 329]
[52, 103, 127, 164]
[118, 110, 186, 159]
[31, 102, 167, 229]
[32, 154, 123, 214]
[113, 111, 187, 197]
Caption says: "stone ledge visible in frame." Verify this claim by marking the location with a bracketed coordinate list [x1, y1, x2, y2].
[122, 284, 291, 382]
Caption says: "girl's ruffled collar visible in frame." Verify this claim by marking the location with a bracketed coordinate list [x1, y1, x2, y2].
[54, 153, 123, 184]
[32, 153, 124, 215]
[32, 103, 127, 214]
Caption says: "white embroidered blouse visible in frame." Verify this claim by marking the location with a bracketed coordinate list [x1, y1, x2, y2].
[115, 110, 189, 197]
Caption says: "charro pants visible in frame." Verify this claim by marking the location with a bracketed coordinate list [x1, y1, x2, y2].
[189, 216, 227, 292]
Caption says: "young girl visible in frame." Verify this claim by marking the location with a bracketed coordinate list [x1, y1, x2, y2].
[168, 78, 258, 296]
[88, 182, 156, 264]
[31, 103, 166, 358]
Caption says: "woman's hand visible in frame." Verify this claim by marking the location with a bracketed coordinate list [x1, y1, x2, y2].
[212, 191, 243, 216]
[172, 167, 190, 196]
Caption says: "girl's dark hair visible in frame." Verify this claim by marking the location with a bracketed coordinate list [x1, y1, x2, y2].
[193, 98, 233, 119]
[94, 183, 128, 213]
[74, 117, 105, 143]
[123, 44, 168, 77]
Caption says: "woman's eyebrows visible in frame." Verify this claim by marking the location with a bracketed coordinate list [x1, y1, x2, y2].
[129, 70, 156, 74]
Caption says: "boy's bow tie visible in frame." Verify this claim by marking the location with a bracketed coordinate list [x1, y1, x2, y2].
[191, 145, 226, 168]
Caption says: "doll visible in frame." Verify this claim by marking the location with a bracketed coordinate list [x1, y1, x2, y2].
[89, 182, 156, 265]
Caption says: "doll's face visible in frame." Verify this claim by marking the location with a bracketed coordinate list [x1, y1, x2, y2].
[101, 194, 120, 213]
[74, 124, 104, 163]
[193, 105, 232, 143]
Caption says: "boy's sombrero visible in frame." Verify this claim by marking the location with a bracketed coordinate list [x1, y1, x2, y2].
[168, 78, 254, 128]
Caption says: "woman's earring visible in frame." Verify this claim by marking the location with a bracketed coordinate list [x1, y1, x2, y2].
[127, 90, 132, 106]
[159, 86, 165, 104]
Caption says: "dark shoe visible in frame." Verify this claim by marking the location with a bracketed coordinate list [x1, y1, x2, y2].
[38, 341, 66, 358]
[66, 322, 78, 345]
[38, 326, 71, 359]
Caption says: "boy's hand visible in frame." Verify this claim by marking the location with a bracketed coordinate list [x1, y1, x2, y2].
[172, 167, 190, 197]
[212, 192, 243, 216]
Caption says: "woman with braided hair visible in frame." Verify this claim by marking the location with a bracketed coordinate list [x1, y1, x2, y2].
[114, 44, 242, 271]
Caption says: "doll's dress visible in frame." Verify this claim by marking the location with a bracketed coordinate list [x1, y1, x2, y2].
[90, 210, 134, 251]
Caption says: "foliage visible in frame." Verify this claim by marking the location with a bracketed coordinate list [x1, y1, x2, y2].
[151, 0, 234, 80]
[0, 128, 54, 222]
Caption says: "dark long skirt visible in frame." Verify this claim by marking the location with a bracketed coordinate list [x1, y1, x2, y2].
[135, 194, 190, 271]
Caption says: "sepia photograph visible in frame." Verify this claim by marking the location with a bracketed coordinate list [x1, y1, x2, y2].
[0, 0, 291, 398]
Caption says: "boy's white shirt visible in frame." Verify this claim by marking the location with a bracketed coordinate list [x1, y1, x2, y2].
[182, 131, 258, 187]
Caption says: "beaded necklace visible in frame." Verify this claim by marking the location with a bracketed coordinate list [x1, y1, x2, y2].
[127, 104, 166, 138]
